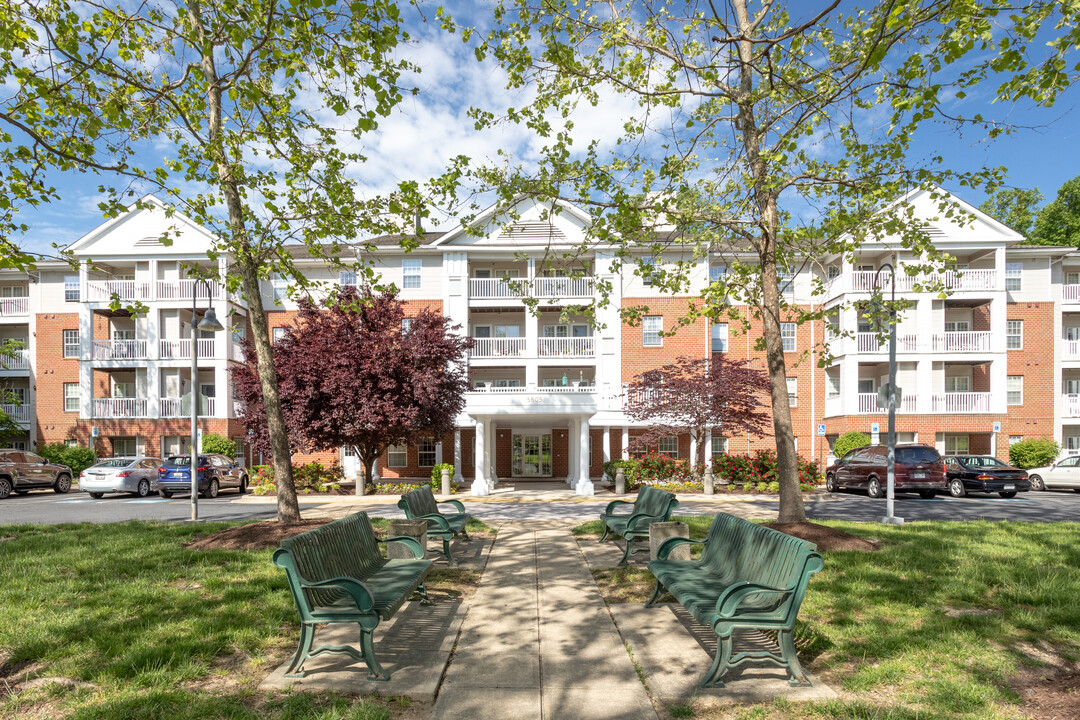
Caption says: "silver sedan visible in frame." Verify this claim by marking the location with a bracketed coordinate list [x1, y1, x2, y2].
[79, 457, 162, 498]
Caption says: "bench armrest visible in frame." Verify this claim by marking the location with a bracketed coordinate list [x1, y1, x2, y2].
[603, 499, 636, 515]
[625, 511, 664, 533]
[414, 513, 453, 532]
[302, 575, 376, 612]
[715, 580, 793, 617]
[377, 535, 426, 559]
[436, 499, 466, 514]
[656, 537, 701, 560]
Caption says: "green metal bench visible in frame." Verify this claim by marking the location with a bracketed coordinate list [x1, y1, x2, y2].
[647, 512, 824, 688]
[272, 511, 432, 681]
[599, 485, 680, 565]
[397, 485, 470, 566]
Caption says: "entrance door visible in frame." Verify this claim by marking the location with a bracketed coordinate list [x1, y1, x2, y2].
[512, 433, 552, 477]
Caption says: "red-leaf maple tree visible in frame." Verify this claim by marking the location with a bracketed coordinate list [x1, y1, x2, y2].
[232, 285, 472, 495]
[624, 355, 771, 465]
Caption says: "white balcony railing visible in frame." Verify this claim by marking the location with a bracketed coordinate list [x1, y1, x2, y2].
[855, 333, 918, 353]
[931, 331, 992, 353]
[85, 280, 152, 301]
[92, 339, 148, 360]
[468, 384, 595, 393]
[0, 403, 29, 423]
[0, 297, 28, 316]
[469, 276, 596, 300]
[533, 277, 594, 298]
[857, 393, 919, 414]
[469, 278, 526, 299]
[158, 339, 217, 359]
[1063, 395, 1080, 417]
[155, 279, 221, 301]
[1064, 340, 1080, 360]
[92, 398, 149, 418]
[538, 337, 595, 357]
[848, 269, 998, 294]
[930, 392, 991, 413]
[469, 338, 526, 358]
[1064, 284, 1080, 302]
[160, 397, 217, 418]
[0, 349, 29, 371]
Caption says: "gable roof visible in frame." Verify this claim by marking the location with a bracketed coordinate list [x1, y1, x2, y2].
[431, 196, 597, 248]
[66, 195, 219, 257]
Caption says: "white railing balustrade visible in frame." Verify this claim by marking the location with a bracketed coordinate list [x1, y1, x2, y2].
[469, 278, 526, 299]
[0, 404, 29, 423]
[469, 276, 596, 299]
[931, 331, 992, 352]
[158, 339, 217, 359]
[848, 269, 998, 293]
[1063, 395, 1080, 417]
[469, 338, 526, 358]
[930, 392, 991, 413]
[538, 337, 595, 357]
[1064, 285, 1080, 302]
[85, 280, 152, 301]
[160, 397, 217, 417]
[854, 332, 918, 353]
[1064, 340, 1080, 360]
[1, 349, 29, 371]
[857, 393, 919, 414]
[533, 277, 594, 298]
[92, 339, 148, 360]
[155, 279, 221, 300]
[0, 297, 28, 316]
[92, 398, 149, 418]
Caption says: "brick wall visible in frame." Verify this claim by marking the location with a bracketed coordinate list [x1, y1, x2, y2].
[621, 297, 709, 381]
[1004, 301, 1055, 448]
[34, 313, 82, 445]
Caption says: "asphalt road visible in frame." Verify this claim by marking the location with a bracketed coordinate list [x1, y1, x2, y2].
[2, 487, 1080, 525]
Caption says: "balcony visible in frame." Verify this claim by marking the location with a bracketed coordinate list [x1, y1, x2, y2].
[930, 392, 991, 413]
[931, 332, 992, 353]
[1064, 340, 1080, 360]
[857, 393, 919, 413]
[92, 398, 149, 418]
[0, 297, 28, 317]
[0, 349, 29, 371]
[855, 333, 918, 353]
[538, 337, 595, 357]
[847, 269, 998, 294]
[470, 338, 526, 358]
[160, 397, 217, 418]
[469, 277, 595, 300]
[92, 340, 148, 360]
[159, 339, 217, 359]
[85, 280, 152, 302]
[1, 403, 29, 424]
[155, 279, 221, 301]
[1065, 285, 1080, 302]
[1063, 395, 1080, 417]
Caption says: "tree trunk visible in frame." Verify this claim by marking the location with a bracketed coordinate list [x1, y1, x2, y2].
[358, 453, 373, 496]
[189, 0, 299, 522]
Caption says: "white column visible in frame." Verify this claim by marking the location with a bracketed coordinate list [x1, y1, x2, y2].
[526, 308, 540, 387]
[602, 426, 611, 478]
[621, 427, 630, 460]
[690, 433, 698, 467]
[577, 417, 594, 495]
[453, 429, 463, 482]
[472, 419, 489, 496]
[371, 458, 379, 482]
[704, 429, 713, 467]
[566, 419, 578, 485]
[487, 420, 498, 489]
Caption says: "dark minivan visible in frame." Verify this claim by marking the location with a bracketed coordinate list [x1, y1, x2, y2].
[826, 444, 947, 498]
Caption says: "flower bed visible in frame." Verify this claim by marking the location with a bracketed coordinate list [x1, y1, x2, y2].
[249, 462, 345, 496]
[603, 449, 821, 494]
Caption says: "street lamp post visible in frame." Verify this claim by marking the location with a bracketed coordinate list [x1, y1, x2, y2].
[874, 263, 904, 526]
[190, 279, 225, 521]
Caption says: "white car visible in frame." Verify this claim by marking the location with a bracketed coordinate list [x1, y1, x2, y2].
[79, 457, 162, 498]
[1026, 456, 1080, 492]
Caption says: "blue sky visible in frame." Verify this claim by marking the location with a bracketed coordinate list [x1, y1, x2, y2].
[13, 4, 1079, 258]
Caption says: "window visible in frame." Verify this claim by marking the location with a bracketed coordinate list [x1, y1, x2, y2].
[643, 316, 662, 346]
[945, 375, 970, 393]
[387, 444, 407, 467]
[944, 434, 969, 456]
[401, 318, 412, 334]
[640, 258, 656, 287]
[781, 323, 796, 352]
[778, 269, 795, 296]
[65, 439, 78, 447]
[1006, 320, 1023, 350]
[709, 265, 727, 283]
[1007, 375, 1023, 405]
[272, 273, 288, 303]
[272, 327, 285, 344]
[112, 437, 137, 457]
[1005, 262, 1022, 292]
[339, 270, 357, 287]
[417, 439, 436, 467]
[711, 323, 728, 352]
[827, 265, 840, 280]
[658, 436, 678, 456]
[402, 259, 422, 289]
[63, 330, 79, 358]
[1068, 271, 1080, 285]
[711, 436, 728, 456]
[64, 383, 79, 412]
[64, 275, 79, 302]
[786, 377, 797, 406]
[1009, 435, 1023, 446]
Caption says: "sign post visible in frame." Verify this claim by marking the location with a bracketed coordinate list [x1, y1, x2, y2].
[817, 423, 826, 473]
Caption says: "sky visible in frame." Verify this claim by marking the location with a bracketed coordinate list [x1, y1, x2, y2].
[12, 2, 1080, 258]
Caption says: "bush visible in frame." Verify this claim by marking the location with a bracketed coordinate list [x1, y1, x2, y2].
[602, 459, 641, 485]
[431, 463, 455, 491]
[1009, 438, 1061, 469]
[249, 461, 344, 495]
[201, 433, 236, 456]
[833, 431, 872, 459]
[37, 442, 96, 475]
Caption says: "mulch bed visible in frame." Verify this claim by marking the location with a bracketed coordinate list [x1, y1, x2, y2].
[762, 521, 879, 552]
[184, 519, 333, 551]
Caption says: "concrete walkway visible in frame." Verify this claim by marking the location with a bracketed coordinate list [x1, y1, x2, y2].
[434, 524, 658, 720]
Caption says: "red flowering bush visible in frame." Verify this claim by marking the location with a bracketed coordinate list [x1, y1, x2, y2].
[611, 449, 822, 493]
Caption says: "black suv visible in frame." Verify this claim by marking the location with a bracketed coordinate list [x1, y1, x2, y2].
[157, 453, 248, 498]
[0, 449, 73, 499]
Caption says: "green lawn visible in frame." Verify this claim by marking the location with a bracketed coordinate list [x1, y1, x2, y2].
[580, 515, 1080, 720]
[0, 518, 490, 720]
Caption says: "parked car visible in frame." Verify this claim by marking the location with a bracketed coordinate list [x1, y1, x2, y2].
[157, 454, 248, 498]
[0, 449, 73, 499]
[826, 444, 947, 498]
[79, 457, 163, 498]
[944, 455, 1029, 498]
[1025, 456, 1080, 492]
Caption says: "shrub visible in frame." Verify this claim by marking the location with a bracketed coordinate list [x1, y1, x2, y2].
[833, 431, 871, 459]
[431, 463, 454, 488]
[767, 481, 780, 492]
[602, 459, 641, 485]
[37, 442, 96, 475]
[201, 433, 236, 456]
[1009, 438, 1061, 469]
[249, 461, 344, 495]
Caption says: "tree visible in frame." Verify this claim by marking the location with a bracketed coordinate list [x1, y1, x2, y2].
[232, 286, 471, 494]
[1032, 176, 1080, 246]
[624, 356, 771, 467]
[833, 431, 872, 460]
[1008, 437, 1060, 470]
[4, 0, 439, 521]
[980, 187, 1044, 237]
[201, 433, 236, 457]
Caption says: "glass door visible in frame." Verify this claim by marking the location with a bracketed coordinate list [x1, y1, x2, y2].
[512, 433, 552, 477]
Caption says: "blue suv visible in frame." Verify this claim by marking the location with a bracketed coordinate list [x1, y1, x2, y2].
[157, 454, 248, 498]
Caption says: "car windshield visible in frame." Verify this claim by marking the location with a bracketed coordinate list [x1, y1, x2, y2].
[94, 459, 132, 468]
[167, 456, 197, 465]
[959, 456, 1006, 467]
[895, 447, 940, 464]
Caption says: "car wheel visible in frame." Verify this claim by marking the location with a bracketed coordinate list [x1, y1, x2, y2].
[919, 490, 937, 499]
[0, 477, 10, 500]
[89, 492, 104, 499]
[867, 477, 883, 499]
[159, 489, 173, 498]
[1000, 491, 1018, 498]
[136, 479, 150, 497]
[1029, 475, 1045, 491]
[826, 474, 839, 493]
[949, 478, 967, 498]
[238, 475, 248, 495]
[53, 474, 71, 494]
[202, 478, 220, 499]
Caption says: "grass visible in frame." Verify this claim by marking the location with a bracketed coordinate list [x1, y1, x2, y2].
[0, 518, 492, 719]
[579, 515, 1080, 720]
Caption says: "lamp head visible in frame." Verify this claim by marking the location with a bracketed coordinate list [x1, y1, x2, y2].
[197, 307, 225, 333]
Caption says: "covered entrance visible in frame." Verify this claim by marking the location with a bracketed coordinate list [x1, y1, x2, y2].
[512, 433, 552, 477]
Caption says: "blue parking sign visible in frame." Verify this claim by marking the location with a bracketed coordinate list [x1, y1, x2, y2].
[817, 424, 826, 436]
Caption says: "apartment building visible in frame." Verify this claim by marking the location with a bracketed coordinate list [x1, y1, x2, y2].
[2, 188, 1078, 495]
